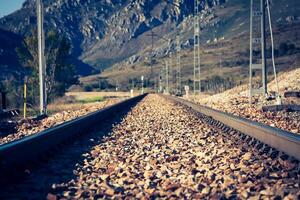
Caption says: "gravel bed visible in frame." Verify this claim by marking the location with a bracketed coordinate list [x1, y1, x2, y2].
[1, 94, 299, 199]
[196, 68, 300, 135]
[0, 98, 122, 145]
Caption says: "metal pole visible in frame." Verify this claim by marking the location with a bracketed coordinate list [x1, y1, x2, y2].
[197, 36, 201, 94]
[194, 0, 201, 96]
[147, 0, 154, 84]
[23, 79, 27, 119]
[141, 76, 144, 94]
[158, 75, 160, 93]
[170, 52, 172, 90]
[249, 0, 253, 103]
[130, 79, 134, 97]
[37, 0, 46, 115]
[150, 31, 154, 79]
[132, 79, 134, 90]
[194, 18, 197, 94]
[115, 80, 118, 91]
[161, 66, 165, 93]
[261, 0, 268, 95]
[176, 34, 182, 95]
[165, 61, 169, 94]
[193, 0, 198, 97]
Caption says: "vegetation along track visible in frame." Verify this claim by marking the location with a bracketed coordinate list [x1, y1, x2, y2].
[0, 94, 299, 199]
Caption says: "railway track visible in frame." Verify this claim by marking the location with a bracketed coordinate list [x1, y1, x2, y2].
[163, 95, 300, 161]
[0, 94, 145, 175]
[0, 94, 299, 199]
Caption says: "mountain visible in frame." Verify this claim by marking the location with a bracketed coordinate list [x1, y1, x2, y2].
[0, 0, 225, 75]
[80, 0, 300, 92]
[0, 0, 300, 90]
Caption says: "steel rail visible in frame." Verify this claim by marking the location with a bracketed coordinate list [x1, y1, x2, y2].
[163, 95, 300, 160]
[0, 94, 146, 172]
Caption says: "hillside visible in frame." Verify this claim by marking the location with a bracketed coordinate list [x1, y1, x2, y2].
[0, 0, 197, 74]
[0, 0, 300, 89]
[81, 23, 300, 93]
[77, 0, 300, 92]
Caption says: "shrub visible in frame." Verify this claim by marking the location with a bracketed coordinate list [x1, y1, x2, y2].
[83, 85, 93, 92]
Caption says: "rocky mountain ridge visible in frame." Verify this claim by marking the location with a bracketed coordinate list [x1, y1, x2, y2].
[0, 0, 226, 75]
[1, 0, 299, 81]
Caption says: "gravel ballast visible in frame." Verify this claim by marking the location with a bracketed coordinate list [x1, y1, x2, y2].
[1, 94, 299, 199]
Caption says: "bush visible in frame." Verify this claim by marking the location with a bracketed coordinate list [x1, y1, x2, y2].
[278, 42, 299, 56]
[83, 85, 93, 92]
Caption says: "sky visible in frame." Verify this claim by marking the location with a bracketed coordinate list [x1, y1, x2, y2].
[0, 0, 25, 18]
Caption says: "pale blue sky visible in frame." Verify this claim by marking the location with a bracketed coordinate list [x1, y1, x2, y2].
[0, 0, 25, 18]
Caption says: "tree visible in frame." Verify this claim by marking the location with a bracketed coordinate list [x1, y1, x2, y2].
[45, 31, 78, 99]
[16, 29, 78, 104]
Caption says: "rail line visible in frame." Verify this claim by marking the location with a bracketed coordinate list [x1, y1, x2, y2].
[1, 94, 299, 175]
[0, 94, 146, 176]
[0, 94, 299, 199]
[1, 94, 299, 173]
[163, 95, 300, 160]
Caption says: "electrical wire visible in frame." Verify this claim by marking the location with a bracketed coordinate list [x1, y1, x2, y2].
[266, 0, 281, 104]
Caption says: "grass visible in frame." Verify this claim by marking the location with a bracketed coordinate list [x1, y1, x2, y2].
[66, 91, 134, 98]
[77, 96, 105, 104]
[45, 92, 129, 116]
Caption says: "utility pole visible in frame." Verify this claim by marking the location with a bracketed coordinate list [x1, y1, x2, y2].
[249, 0, 268, 102]
[23, 77, 28, 118]
[159, 75, 161, 93]
[176, 33, 182, 95]
[261, 0, 267, 94]
[141, 76, 144, 94]
[220, 58, 222, 73]
[131, 79, 134, 90]
[166, 52, 174, 93]
[165, 61, 169, 94]
[194, 0, 201, 96]
[161, 0, 182, 95]
[37, 0, 47, 115]
[150, 31, 155, 79]
[145, 31, 169, 89]
[130, 79, 134, 97]
[158, 70, 162, 93]
[115, 80, 118, 91]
